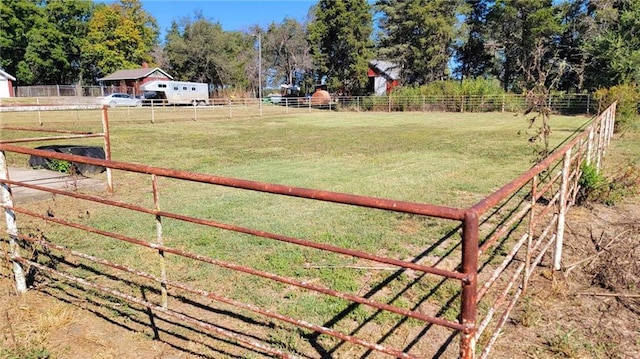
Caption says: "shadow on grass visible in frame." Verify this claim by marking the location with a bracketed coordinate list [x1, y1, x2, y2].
[3, 218, 472, 358]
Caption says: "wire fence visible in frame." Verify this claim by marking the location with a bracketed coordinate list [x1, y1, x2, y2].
[2, 93, 599, 120]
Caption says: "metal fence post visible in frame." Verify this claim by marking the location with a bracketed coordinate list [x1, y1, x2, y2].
[554, 148, 572, 271]
[524, 175, 537, 292]
[0, 151, 27, 293]
[152, 174, 168, 308]
[586, 127, 595, 165]
[461, 210, 478, 359]
[101, 107, 114, 193]
[193, 101, 197, 121]
[151, 100, 155, 124]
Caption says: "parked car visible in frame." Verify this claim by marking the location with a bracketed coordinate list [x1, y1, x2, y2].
[99, 93, 142, 107]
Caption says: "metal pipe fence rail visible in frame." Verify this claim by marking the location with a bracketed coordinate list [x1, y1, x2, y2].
[0, 103, 616, 358]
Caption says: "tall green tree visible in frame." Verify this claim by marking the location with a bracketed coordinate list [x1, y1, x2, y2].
[376, 0, 460, 85]
[307, 0, 373, 95]
[583, 0, 640, 89]
[453, 0, 494, 80]
[553, 0, 592, 92]
[81, 0, 158, 81]
[163, 13, 250, 91]
[16, 0, 93, 84]
[487, 0, 564, 92]
[263, 18, 312, 87]
[1, 0, 42, 83]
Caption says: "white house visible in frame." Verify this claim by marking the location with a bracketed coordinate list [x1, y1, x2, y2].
[0, 69, 16, 98]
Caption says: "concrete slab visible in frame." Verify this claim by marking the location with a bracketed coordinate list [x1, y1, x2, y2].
[5, 167, 107, 204]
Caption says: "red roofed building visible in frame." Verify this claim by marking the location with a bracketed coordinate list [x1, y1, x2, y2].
[98, 63, 173, 95]
[0, 68, 16, 98]
[368, 60, 400, 96]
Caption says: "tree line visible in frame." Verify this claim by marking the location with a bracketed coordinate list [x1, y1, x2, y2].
[1, 0, 638, 96]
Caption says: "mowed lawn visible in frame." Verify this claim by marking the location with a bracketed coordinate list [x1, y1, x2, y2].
[1, 108, 592, 356]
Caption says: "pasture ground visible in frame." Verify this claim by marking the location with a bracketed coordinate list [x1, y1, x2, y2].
[1, 108, 638, 358]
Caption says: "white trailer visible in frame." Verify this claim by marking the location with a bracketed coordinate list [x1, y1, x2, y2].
[141, 80, 209, 105]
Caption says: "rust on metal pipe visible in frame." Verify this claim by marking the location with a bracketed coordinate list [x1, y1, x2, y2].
[460, 210, 479, 359]
[478, 202, 532, 254]
[18, 232, 420, 359]
[0, 126, 97, 135]
[0, 178, 467, 281]
[18, 258, 299, 359]
[8, 205, 467, 332]
[0, 134, 105, 144]
[0, 144, 465, 220]
[470, 122, 594, 216]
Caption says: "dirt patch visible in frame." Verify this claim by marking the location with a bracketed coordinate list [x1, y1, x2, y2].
[492, 195, 640, 359]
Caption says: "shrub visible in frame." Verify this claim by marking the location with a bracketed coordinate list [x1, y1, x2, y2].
[577, 161, 640, 206]
[593, 84, 640, 132]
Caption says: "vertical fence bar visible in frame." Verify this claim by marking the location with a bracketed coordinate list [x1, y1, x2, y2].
[193, 102, 197, 121]
[553, 148, 572, 271]
[461, 210, 478, 359]
[596, 114, 605, 171]
[101, 106, 114, 193]
[606, 105, 615, 146]
[524, 175, 537, 292]
[586, 127, 594, 165]
[37, 98, 42, 126]
[228, 99, 232, 118]
[151, 100, 155, 124]
[152, 174, 168, 308]
[0, 151, 27, 293]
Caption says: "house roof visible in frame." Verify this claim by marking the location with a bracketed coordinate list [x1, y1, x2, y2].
[0, 68, 16, 81]
[368, 60, 400, 81]
[98, 67, 173, 81]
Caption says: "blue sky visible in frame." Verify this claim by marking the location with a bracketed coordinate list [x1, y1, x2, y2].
[141, 0, 317, 36]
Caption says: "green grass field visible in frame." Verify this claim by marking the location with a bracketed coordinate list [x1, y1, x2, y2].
[1, 107, 595, 357]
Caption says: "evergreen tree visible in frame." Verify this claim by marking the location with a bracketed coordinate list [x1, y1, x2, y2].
[453, 0, 494, 80]
[376, 0, 460, 85]
[487, 0, 563, 91]
[583, 0, 640, 89]
[307, 0, 373, 95]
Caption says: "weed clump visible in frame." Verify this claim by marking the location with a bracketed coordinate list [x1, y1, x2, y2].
[577, 162, 640, 206]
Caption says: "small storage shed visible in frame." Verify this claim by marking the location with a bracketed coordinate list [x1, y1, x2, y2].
[98, 63, 173, 95]
[0, 68, 16, 98]
[368, 60, 400, 96]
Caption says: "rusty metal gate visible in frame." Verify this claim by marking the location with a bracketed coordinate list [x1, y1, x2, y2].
[1, 103, 616, 358]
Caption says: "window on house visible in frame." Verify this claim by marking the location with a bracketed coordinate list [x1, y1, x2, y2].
[182, 86, 187, 90]
[174, 86, 179, 90]
[192, 87, 196, 91]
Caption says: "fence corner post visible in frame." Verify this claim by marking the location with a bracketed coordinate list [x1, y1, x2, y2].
[461, 209, 479, 359]
[0, 151, 27, 293]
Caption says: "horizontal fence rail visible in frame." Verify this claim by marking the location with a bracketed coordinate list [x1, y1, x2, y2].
[0, 103, 616, 358]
